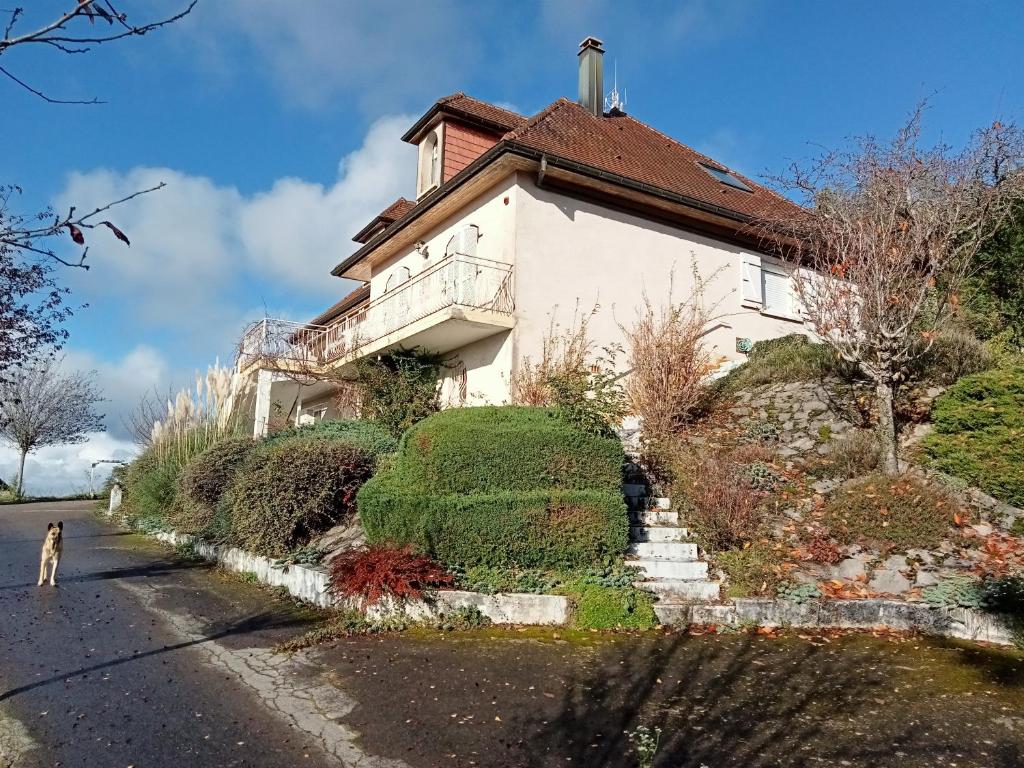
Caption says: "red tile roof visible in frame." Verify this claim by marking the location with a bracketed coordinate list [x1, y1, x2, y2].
[502, 98, 795, 220]
[334, 97, 798, 276]
[308, 283, 369, 326]
[352, 197, 416, 243]
[401, 93, 526, 143]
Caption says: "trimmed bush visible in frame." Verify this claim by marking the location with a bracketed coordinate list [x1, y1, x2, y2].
[176, 436, 255, 503]
[229, 439, 374, 556]
[359, 476, 627, 568]
[358, 406, 628, 569]
[923, 367, 1024, 506]
[265, 419, 397, 460]
[396, 406, 624, 495]
[823, 473, 959, 550]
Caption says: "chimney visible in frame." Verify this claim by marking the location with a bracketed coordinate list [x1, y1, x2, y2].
[577, 36, 605, 117]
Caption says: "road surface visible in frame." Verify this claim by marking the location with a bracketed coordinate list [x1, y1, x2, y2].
[3, 500, 1024, 768]
[0, 500, 396, 768]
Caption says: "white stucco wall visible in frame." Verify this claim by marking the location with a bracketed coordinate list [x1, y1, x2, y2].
[369, 176, 518, 301]
[511, 177, 810, 373]
[439, 330, 514, 407]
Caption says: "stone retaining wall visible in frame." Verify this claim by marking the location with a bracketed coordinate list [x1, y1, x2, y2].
[655, 597, 1018, 646]
[134, 524, 1015, 646]
[150, 530, 570, 625]
[728, 379, 868, 458]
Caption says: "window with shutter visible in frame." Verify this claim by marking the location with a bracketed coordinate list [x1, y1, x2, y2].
[762, 268, 794, 317]
[740, 254, 763, 304]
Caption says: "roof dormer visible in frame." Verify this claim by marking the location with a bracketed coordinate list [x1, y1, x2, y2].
[402, 93, 526, 198]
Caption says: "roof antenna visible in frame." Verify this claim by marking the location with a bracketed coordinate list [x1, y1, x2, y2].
[605, 60, 626, 113]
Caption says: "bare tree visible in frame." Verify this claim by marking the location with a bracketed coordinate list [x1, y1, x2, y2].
[758, 106, 1024, 474]
[0, 358, 105, 496]
[0, 2, 195, 374]
[0, 1, 197, 104]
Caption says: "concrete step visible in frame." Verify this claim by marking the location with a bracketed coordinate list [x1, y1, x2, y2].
[629, 526, 689, 543]
[625, 496, 671, 512]
[622, 482, 647, 498]
[626, 558, 709, 580]
[637, 579, 721, 601]
[629, 509, 679, 526]
[627, 541, 699, 560]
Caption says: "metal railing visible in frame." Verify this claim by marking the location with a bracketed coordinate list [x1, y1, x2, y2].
[238, 253, 513, 369]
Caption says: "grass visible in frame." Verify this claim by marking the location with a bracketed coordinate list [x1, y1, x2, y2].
[713, 334, 856, 395]
[822, 473, 960, 551]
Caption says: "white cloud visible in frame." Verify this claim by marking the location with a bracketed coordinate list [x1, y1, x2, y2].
[191, 1, 478, 110]
[237, 114, 415, 289]
[0, 432, 137, 497]
[54, 114, 414, 364]
[59, 345, 171, 442]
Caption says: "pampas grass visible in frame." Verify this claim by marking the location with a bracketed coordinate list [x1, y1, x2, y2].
[149, 360, 250, 468]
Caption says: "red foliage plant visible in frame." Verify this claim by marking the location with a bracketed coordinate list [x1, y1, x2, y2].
[328, 544, 454, 606]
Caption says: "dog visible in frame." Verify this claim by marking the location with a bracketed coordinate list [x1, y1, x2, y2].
[37, 521, 63, 586]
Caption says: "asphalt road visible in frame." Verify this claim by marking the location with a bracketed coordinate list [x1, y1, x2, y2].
[0, 500, 383, 768]
[4, 501, 1024, 768]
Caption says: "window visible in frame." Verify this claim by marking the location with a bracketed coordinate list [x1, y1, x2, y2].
[418, 129, 442, 196]
[699, 162, 753, 192]
[740, 254, 800, 320]
[761, 268, 794, 317]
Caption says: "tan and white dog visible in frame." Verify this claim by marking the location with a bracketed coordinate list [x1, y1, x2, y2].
[37, 521, 63, 586]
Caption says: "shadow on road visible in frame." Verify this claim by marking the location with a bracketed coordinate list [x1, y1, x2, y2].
[0, 560, 214, 592]
[0, 607, 308, 704]
[520, 632, 1023, 768]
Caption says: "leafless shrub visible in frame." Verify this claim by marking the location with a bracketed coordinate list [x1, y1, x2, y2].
[512, 303, 596, 406]
[619, 264, 726, 444]
[671, 447, 769, 552]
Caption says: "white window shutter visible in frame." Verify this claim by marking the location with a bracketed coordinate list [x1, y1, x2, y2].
[762, 269, 792, 315]
[446, 225, 480, 258]
[741, 254, 762, 304]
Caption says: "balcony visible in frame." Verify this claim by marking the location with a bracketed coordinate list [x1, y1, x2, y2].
[238, 253, 514, 373]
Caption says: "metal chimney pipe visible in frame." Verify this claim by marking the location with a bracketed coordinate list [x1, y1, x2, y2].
[577, 36, 605, 117]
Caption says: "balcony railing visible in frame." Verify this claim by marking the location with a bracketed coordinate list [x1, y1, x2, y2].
[238, 253, 514, 370]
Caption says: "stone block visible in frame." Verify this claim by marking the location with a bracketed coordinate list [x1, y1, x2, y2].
[869, 569, 912, 595]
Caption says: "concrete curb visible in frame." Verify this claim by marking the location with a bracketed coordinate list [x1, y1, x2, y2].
[149, 530, 570, 625]
[656, 597, 1020, 647]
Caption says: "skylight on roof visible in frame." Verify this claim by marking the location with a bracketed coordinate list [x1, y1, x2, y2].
[699, 163, 753, 192]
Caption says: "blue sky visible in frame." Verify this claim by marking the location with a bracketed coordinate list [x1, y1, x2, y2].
[3, 0, 1023, 492]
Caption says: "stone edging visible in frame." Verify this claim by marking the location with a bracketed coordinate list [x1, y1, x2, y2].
[655, 597, 1019, 647]
[133, 528, 1016, 646]
[149, 530, 570, 625]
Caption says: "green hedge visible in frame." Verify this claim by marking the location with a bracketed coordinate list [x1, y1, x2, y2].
[358, 406, 628, 569]
[359, 476, 627, 568]
[265, 419, 397, 460]
[923, 366, 1024, 507]
[229, 439, 374, 556]
[395, 406, 623, 495]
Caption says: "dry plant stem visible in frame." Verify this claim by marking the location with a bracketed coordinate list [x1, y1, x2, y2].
[619, 259, 727, 443]
[756, 104, 1024, 474]
[512, 301, 599, 406]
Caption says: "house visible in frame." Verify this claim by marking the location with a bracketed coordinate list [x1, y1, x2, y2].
[238, 37, 809, 436]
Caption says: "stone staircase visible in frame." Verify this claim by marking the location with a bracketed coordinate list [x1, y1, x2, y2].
[624, 480, 720, 602]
